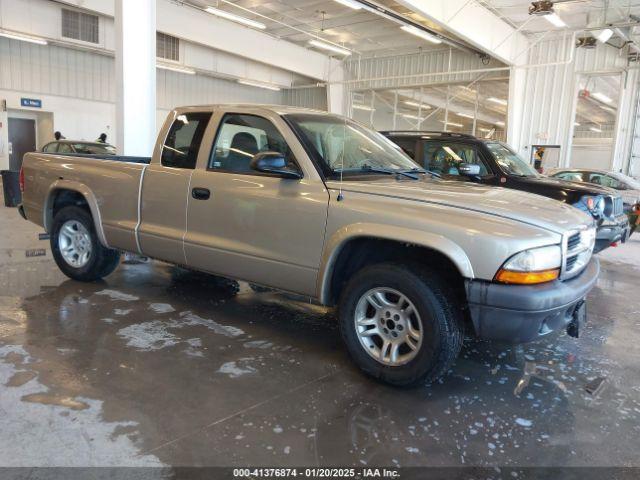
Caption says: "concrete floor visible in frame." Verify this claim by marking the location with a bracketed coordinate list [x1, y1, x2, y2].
[1, 203, 639, 469]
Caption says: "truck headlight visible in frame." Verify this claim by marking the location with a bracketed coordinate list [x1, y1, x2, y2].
[574, 195, 605, 218]
[495, 245, 562, 285]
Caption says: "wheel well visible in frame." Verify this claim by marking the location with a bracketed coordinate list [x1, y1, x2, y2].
[326, 237, 467, 308]
[48, 189, 91, 227]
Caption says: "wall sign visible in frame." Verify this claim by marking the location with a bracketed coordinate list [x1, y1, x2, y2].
[20, 98, 42, 108]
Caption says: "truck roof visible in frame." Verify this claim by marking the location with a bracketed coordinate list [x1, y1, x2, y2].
[175, 104, 329, 116]
[380, 131, 493, 143]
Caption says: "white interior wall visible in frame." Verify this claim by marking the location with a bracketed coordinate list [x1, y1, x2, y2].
[509, 36, 631, 170]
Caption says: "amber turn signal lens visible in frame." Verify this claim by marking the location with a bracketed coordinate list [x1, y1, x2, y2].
[495, 268, 560, 285]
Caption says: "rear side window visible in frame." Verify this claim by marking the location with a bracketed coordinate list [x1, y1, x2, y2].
[588, 173, 622, 189]
[161, 112, 212, 169]
[423, 142, 488, 176]
[43, 143, 58, 153]
[57, 143, 73, 154]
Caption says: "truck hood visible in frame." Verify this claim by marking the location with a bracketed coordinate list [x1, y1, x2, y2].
[326, 177, 593, 235]
[519, 175, 617, 196]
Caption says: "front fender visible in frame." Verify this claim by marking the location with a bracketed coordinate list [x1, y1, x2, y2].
[44, 180, 110, 248]
[317, 223, 474, 304]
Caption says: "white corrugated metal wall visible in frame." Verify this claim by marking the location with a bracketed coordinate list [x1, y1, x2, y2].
[514, 35, 631, 169]
[0, 37, 327, 145]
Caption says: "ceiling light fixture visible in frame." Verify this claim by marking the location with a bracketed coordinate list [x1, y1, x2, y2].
[0, 30, 47, 45]
[457, 112, 475, 119]
[595, 28, 614, 43]
[237, 79, 281, 91]
[352, 104, 375, 111]
[488, 97, 508, 106]
[495, 121, 505, 127]
[156, 63, 196, 75]
[205, 6, 266, 30]
[592, 92, 613, 104]
[400, 25, 442, 44]
[404, 101, 431, 109]
[590, 127, 603, 133]
[402, 114, 423, 120]
[333, 0, 362, 10]
[543, 13, 566, 28]
[528, 1, 566, 28]
[308, 39, 352, 56]
[574, 122, 581, 127]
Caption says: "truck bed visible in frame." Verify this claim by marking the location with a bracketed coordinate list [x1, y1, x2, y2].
[21, 152, 148, 253]
[40, 152, 151, 164]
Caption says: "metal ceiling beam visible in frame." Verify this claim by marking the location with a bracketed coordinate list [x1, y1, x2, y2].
[351, 0, 486, 58]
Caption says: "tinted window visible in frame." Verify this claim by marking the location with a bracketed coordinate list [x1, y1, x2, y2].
[588, 173, 622, 189]
[486, 142, 538, 177]
[209, 114, 297, 174]
[71, 143, 116, 155]
[43, 143, 58, 153]
[57, 143, 73, 154]
[555, 172, 584, 182]
[161, 112, 212, 169]
[423, 142, 488, 176]
[391, 137, 418, 160]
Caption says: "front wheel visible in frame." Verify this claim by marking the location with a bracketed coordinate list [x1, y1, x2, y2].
[338, 263, 463, 387]
[51, 206, 120, 282]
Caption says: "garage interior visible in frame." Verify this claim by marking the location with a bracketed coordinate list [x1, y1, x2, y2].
[1, 0, 640, 474]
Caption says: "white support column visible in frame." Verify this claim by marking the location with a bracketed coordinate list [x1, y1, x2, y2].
[507, 66, 527, 154]
[115, 0, 156, 156]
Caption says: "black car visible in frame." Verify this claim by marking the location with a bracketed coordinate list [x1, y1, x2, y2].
[381, 131, 630, 253]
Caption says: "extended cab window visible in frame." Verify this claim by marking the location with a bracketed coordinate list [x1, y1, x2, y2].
[209, 114, 297, 174]
[423, 142, 488, 176]
[161, 112, 212, 169]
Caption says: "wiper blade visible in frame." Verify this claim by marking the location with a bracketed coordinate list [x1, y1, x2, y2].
[335, 165, 419, 179]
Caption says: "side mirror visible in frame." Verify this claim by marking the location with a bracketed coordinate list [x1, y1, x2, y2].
[459, 163, 481, 176]
[250, 152, 302, 179]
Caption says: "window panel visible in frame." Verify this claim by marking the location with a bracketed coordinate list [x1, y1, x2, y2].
[161, 112, 212, 169]
[209, 114, 297, 174]
[423, 142, 488, 176]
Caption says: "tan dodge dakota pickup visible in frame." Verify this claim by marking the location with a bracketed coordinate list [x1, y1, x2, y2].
[19, 105, 600, 386]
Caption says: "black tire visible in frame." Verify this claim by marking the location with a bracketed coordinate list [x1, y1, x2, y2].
[51, 206, 120, 282]
[338, 263, 464, 387]
[249, 283, 273, 293]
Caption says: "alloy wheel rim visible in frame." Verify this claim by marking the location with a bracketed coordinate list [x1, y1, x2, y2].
[354, 287, 423, 366]
[58, 220, 92, 268]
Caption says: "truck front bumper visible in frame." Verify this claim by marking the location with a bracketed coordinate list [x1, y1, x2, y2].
[465, 258, 600, 343]
[595, 214, 630, 253]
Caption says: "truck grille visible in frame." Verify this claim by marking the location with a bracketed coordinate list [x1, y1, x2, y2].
[604, 195, 624, 218]
[562, 226, 596, 280]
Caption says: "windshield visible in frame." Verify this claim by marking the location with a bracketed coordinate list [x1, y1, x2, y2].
[611, 172, 640, 190]
[486, 142, 538, 177]
[72, 143, 116, 155]
[285, 114, 420, 176]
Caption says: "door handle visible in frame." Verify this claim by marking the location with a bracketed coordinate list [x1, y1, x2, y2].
[192, 187, 211, 200]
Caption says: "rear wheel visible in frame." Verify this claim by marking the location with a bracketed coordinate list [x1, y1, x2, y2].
[51, 206, 120, 281]
[338, 263, 463, 387]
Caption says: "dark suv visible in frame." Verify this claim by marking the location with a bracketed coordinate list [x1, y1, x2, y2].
[382, 131, 629, 253]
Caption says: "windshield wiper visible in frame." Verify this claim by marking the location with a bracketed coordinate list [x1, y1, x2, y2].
[334, 165, 420, 180]
[401, 167, 441, 179]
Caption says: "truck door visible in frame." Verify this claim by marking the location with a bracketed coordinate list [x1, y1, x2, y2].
[138, 112, 212, 264]
[184, 112, 329, 296]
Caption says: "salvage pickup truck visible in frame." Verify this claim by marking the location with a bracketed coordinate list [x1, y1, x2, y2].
[19, 105, 600, 386]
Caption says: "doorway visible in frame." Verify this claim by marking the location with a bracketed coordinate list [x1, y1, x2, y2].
[8, 118, 36, 171]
